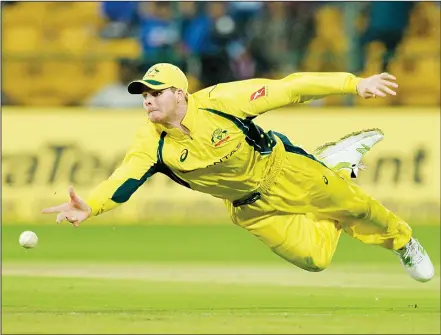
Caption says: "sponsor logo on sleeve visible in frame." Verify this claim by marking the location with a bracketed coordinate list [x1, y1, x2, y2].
[250, 86, 267, 101]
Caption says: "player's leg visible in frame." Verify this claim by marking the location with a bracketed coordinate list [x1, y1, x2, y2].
[224, 129, 386, 273]
[224, 198, 342, 272]
[270, 213, 343, 272]
[274, 130, 433, 282]
[327, 177, 434, 282]
[315, 129, 433, 281]
[293, 154, 434, 282]
[227, 130, 433, 280]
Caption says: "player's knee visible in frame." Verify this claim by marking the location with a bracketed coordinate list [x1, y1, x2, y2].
[345, 200, 370, 220]
[301, 256, 330, 272]
[305, 265, 326, 272]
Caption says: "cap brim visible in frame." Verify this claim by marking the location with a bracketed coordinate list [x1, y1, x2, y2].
[127, 79, 171, 94]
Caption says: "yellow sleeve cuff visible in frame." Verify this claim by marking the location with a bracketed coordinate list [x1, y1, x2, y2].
[85, 197, 102, 217]
[343, 75, 362, 94]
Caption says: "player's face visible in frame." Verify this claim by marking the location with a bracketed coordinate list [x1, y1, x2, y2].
[142, 88, 178, 124]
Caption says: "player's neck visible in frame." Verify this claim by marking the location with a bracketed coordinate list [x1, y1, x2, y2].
[166, 104, 190, 135]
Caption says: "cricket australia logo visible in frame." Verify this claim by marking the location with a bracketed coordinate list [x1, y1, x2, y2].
[146, 67, 160, 77]
[211, 128, 231, 147]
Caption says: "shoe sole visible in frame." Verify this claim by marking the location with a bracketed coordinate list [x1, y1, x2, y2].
[406, 266, 434, 283]
[315, 128, 384, 158]
[416, 270, 435, 282]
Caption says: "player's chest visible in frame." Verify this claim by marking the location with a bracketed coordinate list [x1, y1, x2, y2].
[159, 117, 246, 172]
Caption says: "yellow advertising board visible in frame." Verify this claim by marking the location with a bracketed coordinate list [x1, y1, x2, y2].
[2, 107, 440, 225]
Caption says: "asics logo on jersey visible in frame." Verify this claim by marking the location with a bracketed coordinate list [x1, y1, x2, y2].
[180, 149, 189, 162]
[250, 86, 266, 101]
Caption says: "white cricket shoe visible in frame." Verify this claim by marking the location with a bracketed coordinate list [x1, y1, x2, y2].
[394, 237, 434, 282]
[314, 128, 384, 178]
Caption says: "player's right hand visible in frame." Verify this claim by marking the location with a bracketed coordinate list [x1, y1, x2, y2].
[41, 186, 91, 227]
[356, 72, 398, 99]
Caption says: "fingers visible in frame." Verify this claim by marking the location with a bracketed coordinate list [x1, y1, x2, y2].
[42, 185, 81, 215]
[56, 213, 77, 224]
[41, 204, 67, 214]
[372, 82, 397, 97]
[70, 217, 80, 227]
[380, 72, 396, 81]
[372, 89, 386, 97]
[68, 185, 79, 203]
[68, 185, 90, 212]
[361, 73, 398, 99]
[378, 85, 397, 96]
[378, 73, 398, 96]
[56, 212, 80, 226]
[380, 79, 398, 89]
[366, 81, 397, 98]
[56, 212, 67, 224]
[362, 90, 375, 99]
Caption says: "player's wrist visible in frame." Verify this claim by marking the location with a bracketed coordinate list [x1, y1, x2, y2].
[85, 198, 99, 216]
[343, 75, 362, 95]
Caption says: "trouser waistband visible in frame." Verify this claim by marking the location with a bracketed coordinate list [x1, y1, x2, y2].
[232, 136, 285, 207]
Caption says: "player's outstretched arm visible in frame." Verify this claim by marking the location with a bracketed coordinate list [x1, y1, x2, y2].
[206, 71, 398, 119]
[41, 186, 91, 227]
[41, 124, 158, 227]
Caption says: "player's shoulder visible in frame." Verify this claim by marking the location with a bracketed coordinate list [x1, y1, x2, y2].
[127, 119, 161, 156]
[134, 119, 161, 142]
[193, 82, 239, 100]
[193, 79, 269, 102]
[192, 83, 241, 111]
[192, 84, 220, 101]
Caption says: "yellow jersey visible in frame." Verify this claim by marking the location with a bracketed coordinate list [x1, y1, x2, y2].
[86, 72, 361, 216]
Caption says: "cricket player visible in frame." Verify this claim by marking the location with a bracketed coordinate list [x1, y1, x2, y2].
[42, 63, 434, 282]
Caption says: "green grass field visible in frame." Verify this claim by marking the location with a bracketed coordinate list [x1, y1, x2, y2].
[2, 224, 440, 334]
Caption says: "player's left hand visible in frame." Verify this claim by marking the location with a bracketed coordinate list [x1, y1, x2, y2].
[356, 72, 398, 99]
[41, 186, 91, 227]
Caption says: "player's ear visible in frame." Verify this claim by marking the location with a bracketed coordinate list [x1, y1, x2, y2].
[177, 89, 186, 104]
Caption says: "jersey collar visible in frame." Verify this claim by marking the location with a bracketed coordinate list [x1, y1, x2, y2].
[154, 94, 198, 138]
[181, 94, 198, 133]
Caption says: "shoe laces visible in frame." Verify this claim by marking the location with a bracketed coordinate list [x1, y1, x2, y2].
[401, 239, 424, 267]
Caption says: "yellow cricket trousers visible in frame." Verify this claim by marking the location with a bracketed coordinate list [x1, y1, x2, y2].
[225, 140, 412, 272]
